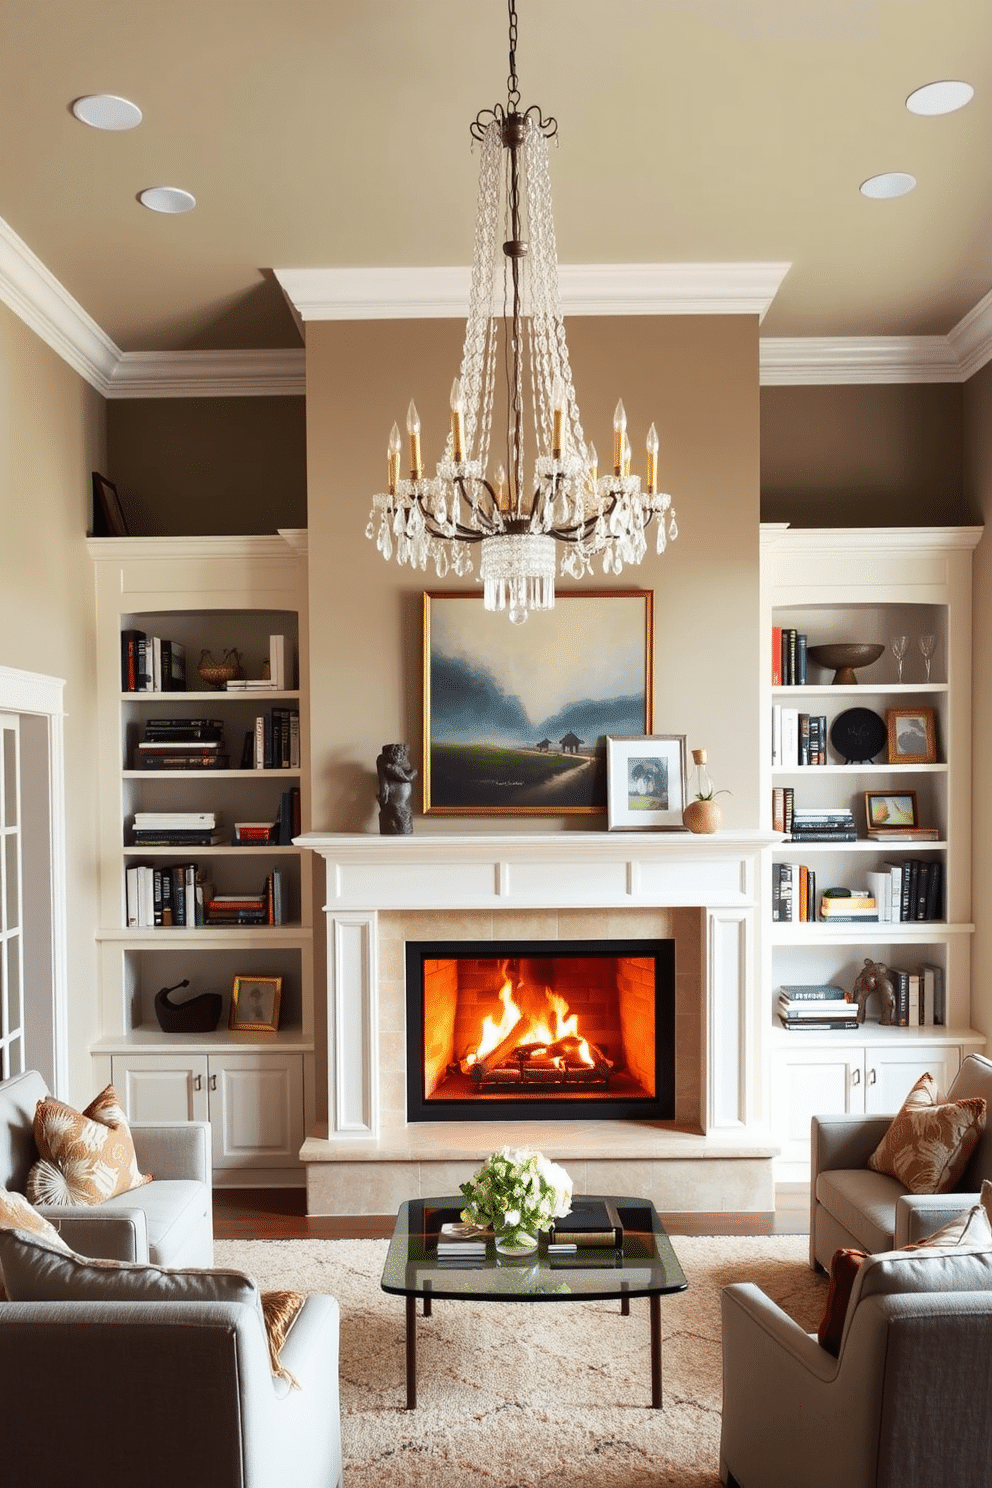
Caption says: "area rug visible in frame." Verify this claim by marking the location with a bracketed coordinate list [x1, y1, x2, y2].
[214, 1234, 827, 1488]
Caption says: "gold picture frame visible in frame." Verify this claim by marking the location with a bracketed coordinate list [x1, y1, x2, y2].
[864, 790, 919, 832]
[423, 589, 654, 815]
[229, 974, 282, 1032]
[886, 708, 937, 765]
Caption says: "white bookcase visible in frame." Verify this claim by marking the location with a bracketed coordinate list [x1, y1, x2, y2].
[760, 525, 984, 1181]
[87, 533, 313, 1185]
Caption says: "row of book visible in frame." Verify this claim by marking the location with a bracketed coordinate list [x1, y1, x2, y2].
[771, 708, 829, 766]
[121, 630, 187, 692]
[238, 709, 301, 770]
[130, 793, 300, 849]
[772, 627, 808, 686]
[778, 970, 946, 1030]
[125, 864, 288, 927]
[866, 859, 943, 922]
[773, 861, 943, 924]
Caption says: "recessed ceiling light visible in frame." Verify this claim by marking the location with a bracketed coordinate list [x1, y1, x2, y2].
[138, 187, 196, 215]
[906, 80, 974, 116]
[71, 94, 142, 131]
[860, 172, 917, 200]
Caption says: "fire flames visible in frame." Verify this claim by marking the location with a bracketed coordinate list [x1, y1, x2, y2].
[461, 961, 597, 1074]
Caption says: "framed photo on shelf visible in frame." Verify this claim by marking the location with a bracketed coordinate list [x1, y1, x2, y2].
[606, 734, 687, 831]
[864, 790, 919, 832]
[91, 471, 130, 537]
[886, 707, 937, 765]
[229, 975, 282, 1032]
[422, 589, 654, 815]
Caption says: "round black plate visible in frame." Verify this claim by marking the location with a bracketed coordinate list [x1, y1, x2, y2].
[829, 707, 887, 764]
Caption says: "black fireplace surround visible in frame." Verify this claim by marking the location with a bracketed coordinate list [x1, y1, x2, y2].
[406, 937, 675, 1123]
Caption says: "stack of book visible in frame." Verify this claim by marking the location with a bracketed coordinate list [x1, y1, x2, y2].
[772, 626, 808, 686]
[204, 867, 285, 925]
[789, 807, 857, 843]
[131, 812, 223, 847]
[232, 820, 278, 845]
[777, 984, 859, 1031]
[134, 719, 228, 770]
[435, 1222, 488, 1266]
[126, 862, 211, 927]
[819, 889, 878, 923]
[771, 708, 827, 766]
[547, 1199, 623, 1250]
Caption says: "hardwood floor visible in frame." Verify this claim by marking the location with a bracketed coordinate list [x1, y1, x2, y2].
[213, 1188, 809, 1240]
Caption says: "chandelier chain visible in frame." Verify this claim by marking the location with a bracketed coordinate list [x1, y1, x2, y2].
[506, 0, 520, 112]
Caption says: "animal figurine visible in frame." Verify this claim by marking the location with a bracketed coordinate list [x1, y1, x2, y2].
[376, 742, 417, 835]
[850, 958, 897, 1025]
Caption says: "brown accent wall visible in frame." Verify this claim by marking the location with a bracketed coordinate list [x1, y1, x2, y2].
[760, 383, 973, 526]
[106, 396, 307, 535]
[0, 302, 106, 1100]
[963, 363, 992, 1043]
[304, 315, 761, 833]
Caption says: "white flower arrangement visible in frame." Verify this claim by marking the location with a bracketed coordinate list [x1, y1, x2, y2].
[459, 1147, 573, 1245]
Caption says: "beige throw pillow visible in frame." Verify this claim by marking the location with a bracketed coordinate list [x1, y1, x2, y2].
[27, 1085, 151, 1207]
[867, 1071, 986, 1194]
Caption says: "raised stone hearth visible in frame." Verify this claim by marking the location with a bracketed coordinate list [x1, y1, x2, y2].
[298, 832, 778, 1215]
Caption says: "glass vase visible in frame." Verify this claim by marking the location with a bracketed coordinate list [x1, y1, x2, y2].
[494, 1228, 539, 1255]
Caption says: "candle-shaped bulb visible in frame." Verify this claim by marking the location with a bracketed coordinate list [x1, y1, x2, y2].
[450, 377, 465, 463]
[645, 422, 659, 494]
[407, 400, 422, 479]
[621, 430, 632, 478]
[495, 463, 507, 511]
[387, 421, 402, 494]
[613, 399, 627, 474]
[588, 440, 599, 487]
[552, 378, 567, 459]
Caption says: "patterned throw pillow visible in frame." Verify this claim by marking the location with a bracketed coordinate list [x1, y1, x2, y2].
[27, 1085, 151, 1207]
[867, 1072, 986, 1194]
[0, 1187, 74, 1298]
[0, 1228, 304, 1382]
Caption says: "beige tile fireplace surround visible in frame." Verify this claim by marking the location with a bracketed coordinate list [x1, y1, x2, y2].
[299, 833, 778, 1216]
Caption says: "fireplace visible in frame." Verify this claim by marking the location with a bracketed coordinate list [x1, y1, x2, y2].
[406, 937, 675, 1122]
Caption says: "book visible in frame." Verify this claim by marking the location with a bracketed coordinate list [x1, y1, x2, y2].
[778, 983, 848, 1001]
[771, 625, 782, 686]
[778, 1016, 860, 1032]
[548, 1199, 623, 1247]
[777, 999, 856, 1020]
[269, 633, 290, 690]
[131, 829, 224, 845]
[796, 632, 808, 685]
[866, 828, 940, 841]
[919, 962, 945, 1026]
[121, 629, 145, 691]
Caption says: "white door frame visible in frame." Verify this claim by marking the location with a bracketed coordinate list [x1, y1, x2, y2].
[0, 667, 67, 1094]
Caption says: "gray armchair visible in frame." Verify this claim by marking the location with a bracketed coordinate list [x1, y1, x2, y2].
[720, 1281, 992, 1488]
[810, 1051, 992, 1271]
[0, 1068, 213, 1266]
[0, 1293, 342, 1488]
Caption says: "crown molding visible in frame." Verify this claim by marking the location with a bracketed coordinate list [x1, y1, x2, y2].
[106, 348, 306, 398]
[272, 262, 793, 323]
[1, 209, 990, 393]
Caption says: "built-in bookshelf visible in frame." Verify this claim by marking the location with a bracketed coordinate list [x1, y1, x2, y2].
[760, 526, 984, 1180]
[87, 534, 313, 1184]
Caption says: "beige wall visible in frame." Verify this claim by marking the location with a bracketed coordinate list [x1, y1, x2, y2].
[304, 315, 761, 833]
[0, 302, 105, 1101]
[106, 396, 307, 536]
[761, 383, 974, 526]
[964, 362, 992, 1042]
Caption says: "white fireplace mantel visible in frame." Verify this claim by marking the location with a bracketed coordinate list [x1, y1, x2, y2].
[299, 831, 775, 1144]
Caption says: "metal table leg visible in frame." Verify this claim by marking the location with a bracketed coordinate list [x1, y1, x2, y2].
[649, 1293, 662, 1408]
[405, 1294, 417, 1409]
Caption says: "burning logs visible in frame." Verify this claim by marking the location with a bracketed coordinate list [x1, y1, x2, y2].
[470, 1035, 614, 1089]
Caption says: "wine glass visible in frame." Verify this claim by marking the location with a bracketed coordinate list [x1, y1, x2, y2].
[890, 635, 908, 683]
[918, 634, 937, 682]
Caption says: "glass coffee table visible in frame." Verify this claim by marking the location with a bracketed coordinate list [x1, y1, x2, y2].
[380, 1194, 687, 1409]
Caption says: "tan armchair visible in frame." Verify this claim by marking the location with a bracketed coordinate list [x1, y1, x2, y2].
[810, 1051, 992, 1271]
[720, 1279, 992, 1488]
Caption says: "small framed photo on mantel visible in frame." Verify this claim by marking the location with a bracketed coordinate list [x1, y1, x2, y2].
[606, 734, 688, 831]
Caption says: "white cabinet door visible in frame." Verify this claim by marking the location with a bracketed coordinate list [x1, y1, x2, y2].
[864, 1044, 961, 1113]
[113, 1053, 209, 1123]
[208, 1053, 304, 1169]
[771, 1046, 863, 1168]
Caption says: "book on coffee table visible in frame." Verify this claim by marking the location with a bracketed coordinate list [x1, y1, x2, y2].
[548, 1198, 623, 1248]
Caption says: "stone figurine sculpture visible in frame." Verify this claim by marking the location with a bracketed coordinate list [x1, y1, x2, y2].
[376, 742, 417, 835]
[851, 957, 897, 1025]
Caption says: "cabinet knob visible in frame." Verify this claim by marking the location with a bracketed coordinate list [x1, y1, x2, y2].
[194, 1074, 202, 1091]
[851, 1067, 861, 1085]
[868, 1067, 877, 1086]
[210, 1074, 217, 1092]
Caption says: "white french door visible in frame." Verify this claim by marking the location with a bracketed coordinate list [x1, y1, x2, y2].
[0, 712, 25, 1078]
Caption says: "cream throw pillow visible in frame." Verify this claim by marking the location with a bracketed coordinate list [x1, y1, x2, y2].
[27, 1084, 151, 1206]
[0, 1186, 74, 1299]
[867, 1071, 986, 1194]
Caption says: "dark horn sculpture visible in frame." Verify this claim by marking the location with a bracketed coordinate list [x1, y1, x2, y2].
[154, 979, 222, 1033]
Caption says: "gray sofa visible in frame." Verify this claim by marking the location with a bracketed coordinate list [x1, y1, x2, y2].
[0, 1068, 213, 1265]
[0, 1293, 342, 1488]
[810, 1051, 992, 1271]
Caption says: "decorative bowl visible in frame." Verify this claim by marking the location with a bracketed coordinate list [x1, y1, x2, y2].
[807, 642, 885, 685]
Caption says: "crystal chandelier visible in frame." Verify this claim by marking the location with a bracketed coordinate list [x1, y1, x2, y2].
[366, 0, 678, 623]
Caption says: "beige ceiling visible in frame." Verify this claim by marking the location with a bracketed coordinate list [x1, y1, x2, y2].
[2, 0, 991, 354]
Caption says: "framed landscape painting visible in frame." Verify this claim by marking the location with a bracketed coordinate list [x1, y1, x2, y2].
[423, 590, 654, 814]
